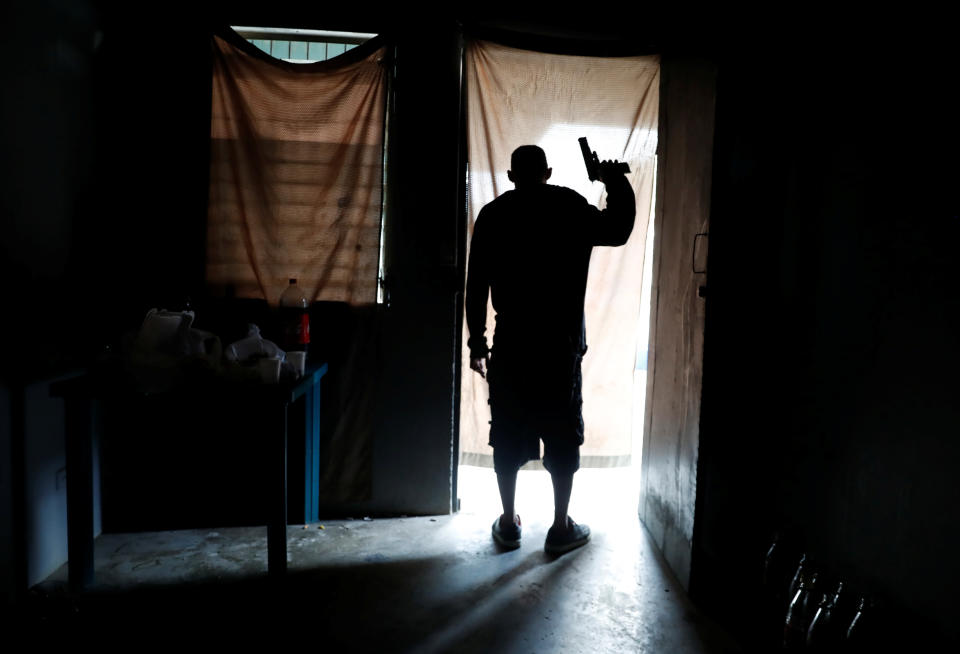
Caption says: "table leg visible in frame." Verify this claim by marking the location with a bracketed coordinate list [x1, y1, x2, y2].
[65, 396, 94, 592]
[267, 402, 288, 576]
[305, 382, 321, 524]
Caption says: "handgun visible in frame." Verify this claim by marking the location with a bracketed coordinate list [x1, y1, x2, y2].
[579, 137, 630, 182]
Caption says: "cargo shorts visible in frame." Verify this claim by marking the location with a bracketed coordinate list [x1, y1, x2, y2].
[486, 350, 584, 476]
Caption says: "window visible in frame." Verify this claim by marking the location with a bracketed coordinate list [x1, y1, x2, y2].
[231, 26, 375, 63]
[207, 27, 388, 306]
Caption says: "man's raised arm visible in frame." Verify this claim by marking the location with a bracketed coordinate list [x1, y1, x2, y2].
[588, 161, 637, 246]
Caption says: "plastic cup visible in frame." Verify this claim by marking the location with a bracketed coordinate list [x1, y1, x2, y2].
[258, 357, 282, 384]
[286, 351, 306, 378]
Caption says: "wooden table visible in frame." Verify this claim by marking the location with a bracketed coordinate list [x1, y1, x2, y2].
[50, 362, 328, 591]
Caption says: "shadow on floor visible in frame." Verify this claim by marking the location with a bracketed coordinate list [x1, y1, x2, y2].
[18, 549, 576, 650]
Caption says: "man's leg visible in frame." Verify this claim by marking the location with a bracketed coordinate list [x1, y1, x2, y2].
[543, 423, 579, 532]
[545, 467, 589, 553]
[542, 429, 590, 553]
[550, 471, 574, 531]
[497, 468, 519, 528]
[491, 423, 524, 546]
[542, 355, 589, 552]
[492, 455, 522, 549]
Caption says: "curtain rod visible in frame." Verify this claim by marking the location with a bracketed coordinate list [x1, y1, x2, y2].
[230, 26, 377, 44]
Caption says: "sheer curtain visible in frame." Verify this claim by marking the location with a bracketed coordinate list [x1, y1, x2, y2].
[460, 39, 660, 468]
[207, 30, 387, 306]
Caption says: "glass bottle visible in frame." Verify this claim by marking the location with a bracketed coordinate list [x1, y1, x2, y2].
[762, 533, 794, 649]
[806, 581, 843, 650]
[786, 554, 808, 611]
[845, 595, 876, 651]
[763, 533, 783, 600]
[784, 569, 820, 651]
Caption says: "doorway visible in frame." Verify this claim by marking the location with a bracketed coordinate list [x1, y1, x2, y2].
[453, 42, 717, 588]
[455, 38, 661, 524]
[458, 204, 656, 526]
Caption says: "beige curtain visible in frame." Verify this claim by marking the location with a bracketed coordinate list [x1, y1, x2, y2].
[207, 31, 387, 503]
[207, 32, 387, 305]
[460, 39, 659, 468]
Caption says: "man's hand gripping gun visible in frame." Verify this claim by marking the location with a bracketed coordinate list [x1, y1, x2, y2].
[579, 137, 630, 182]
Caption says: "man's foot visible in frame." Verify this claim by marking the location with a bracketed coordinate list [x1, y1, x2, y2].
[544, 517, 590, 554]
[492, 514, 521, 549]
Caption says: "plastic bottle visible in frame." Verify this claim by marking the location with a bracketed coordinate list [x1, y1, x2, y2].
[278, 278, 310, 353]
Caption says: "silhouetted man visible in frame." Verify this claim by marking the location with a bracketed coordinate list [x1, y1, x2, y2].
[466, 144, 635, 554]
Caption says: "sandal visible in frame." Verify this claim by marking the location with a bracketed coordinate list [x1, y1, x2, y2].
[544, 517, 590, 554]
[492, 514, 522, 549]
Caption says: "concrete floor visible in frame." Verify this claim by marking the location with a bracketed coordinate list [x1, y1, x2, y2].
[21, 466, 741, 652]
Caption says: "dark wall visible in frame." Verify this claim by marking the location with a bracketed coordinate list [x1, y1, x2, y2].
[0, 386, 13, 603]
[366, 20, 465, 515]
[1, 0, 103, 603]
[692, 38, 960, 647]
[88, 9, 213, 323]
[0, 1, 99, 377]
[1, 2, 215, 378]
